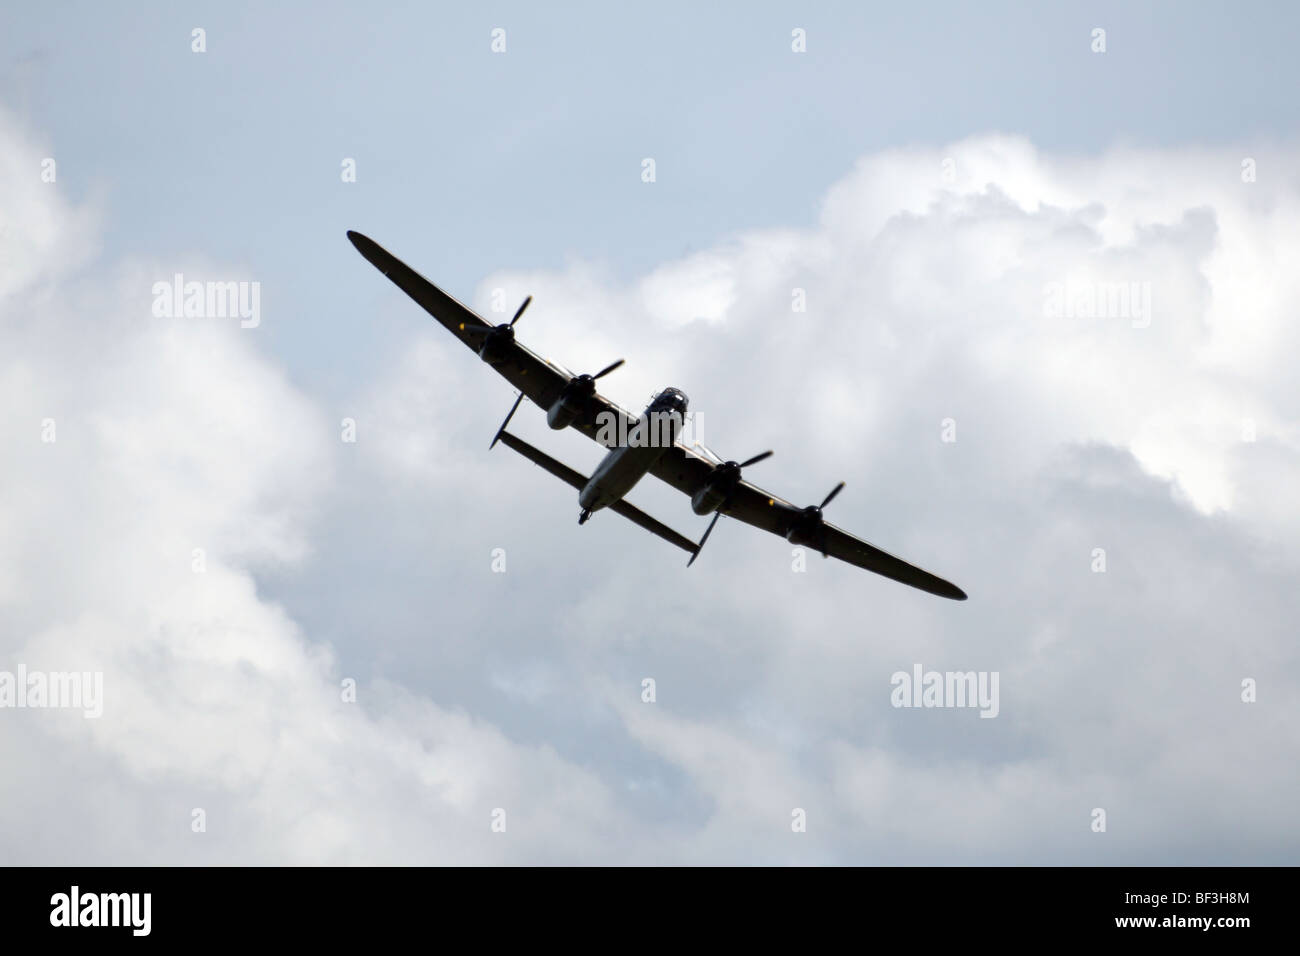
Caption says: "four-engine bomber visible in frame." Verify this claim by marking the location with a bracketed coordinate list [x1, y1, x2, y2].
[348, 230, 967, 600]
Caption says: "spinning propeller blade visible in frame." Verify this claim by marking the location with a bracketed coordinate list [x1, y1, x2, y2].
[592, 358, 624, 379]
[687, 511, 722, 567]
[510, 295, 532, 326]
[687, 448, 774, 566]
[820, 481, 845, 510]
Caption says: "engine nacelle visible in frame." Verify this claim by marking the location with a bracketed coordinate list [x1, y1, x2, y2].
[691, 481, 729, 516]
[478, 326, 515, 365]
[785, 509, 824, 547]
[547, 393, 584, 430]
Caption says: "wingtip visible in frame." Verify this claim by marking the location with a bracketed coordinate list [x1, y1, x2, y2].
[347, 230, 380, 257]
[347, 231, 390, 273]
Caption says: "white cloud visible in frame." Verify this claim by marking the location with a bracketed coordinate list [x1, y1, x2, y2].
[0, 111, 642, 865]
[4, 110, 1298, 863]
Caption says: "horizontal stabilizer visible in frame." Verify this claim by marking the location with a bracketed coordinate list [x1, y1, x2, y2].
[496, 431, 699, 557]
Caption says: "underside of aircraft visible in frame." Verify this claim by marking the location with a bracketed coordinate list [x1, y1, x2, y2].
[348, 230, 967, 601]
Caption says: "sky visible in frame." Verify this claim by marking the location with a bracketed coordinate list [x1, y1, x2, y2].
[1, 1, 1298, 864]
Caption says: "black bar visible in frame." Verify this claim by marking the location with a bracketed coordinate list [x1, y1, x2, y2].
[1, 866, 1281, 943]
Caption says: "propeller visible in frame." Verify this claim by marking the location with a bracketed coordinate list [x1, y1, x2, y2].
[562, 358, 625, 413]
[689, 511, 723, 565]
[819, 481, 845, 510]
[797, 481, 846, 558]
[465, 294, 532, 343]
[490, 391, 526, 448]
[695, 444, 773, 471]
[581, 358, 624, 383]
[509, 295, 532, 326]
[494, 356, 624, 447]
[687, 447, 775, 566]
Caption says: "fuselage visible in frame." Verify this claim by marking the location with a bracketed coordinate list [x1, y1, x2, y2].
[578, 388, 688, 513]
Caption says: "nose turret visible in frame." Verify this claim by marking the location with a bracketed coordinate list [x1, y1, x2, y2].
[654, 387, 689, 413]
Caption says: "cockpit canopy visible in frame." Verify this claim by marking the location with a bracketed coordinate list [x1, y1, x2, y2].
[653, 387, 689, 412]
